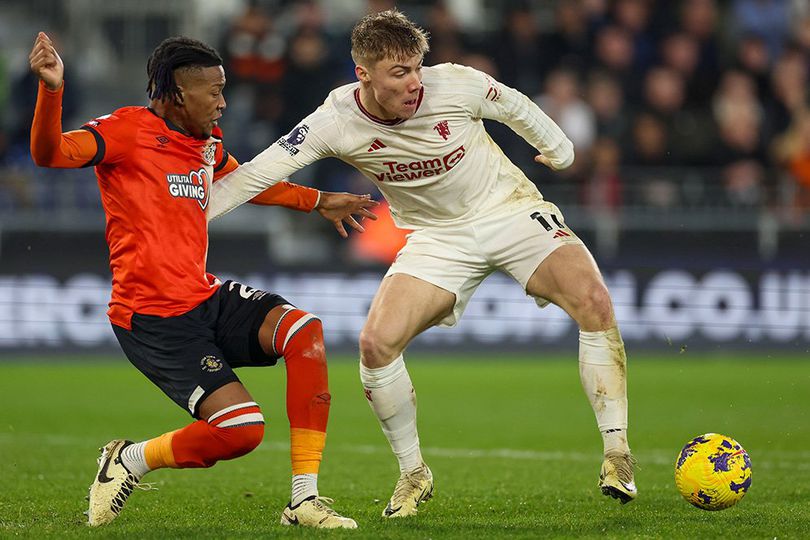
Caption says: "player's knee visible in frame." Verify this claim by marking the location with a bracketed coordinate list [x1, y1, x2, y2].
[273, 308, 325, 360]
[210, 418, 265, 463]
[358, 327, 397, 368]
[206, 403, 266, 463]
[577, 283, 615, 330]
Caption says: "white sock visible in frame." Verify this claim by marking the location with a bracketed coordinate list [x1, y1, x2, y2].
[291, 473, 318, 506]
[360, 355, 423, 472]
[120, 441, 150, 478]
[579, 327, 631, 455]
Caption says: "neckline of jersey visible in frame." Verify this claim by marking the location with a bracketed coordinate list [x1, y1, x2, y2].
[146, 107, 196, 139]
[353, 87, 424, 126]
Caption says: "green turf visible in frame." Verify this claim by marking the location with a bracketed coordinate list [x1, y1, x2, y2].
[1, 353, 808, 538]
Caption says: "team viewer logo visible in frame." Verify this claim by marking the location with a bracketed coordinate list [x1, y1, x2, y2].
[373, 145, 466, 182]
[166, 168, 210, 210]
[443, 145, 465, 170]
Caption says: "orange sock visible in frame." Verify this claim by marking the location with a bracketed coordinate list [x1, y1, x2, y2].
[273, 309, 330, 475]
[144, 402, 265, 470]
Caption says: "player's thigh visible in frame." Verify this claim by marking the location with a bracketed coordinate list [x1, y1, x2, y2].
[525, 244, 616, 330]
[214, 280, 293, 367]
[364, 272, 457, 351]
[113, 309, 240, 419]
[484, 201, 585, 302]
[375, 227, 490, 336]
[525, 243, 605, 305]
[197, 381, 255, 421]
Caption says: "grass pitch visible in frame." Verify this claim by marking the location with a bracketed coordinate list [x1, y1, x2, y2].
[1, 353, 808, 539]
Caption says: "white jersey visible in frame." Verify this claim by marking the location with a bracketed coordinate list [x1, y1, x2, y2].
[209, 63, 574, 229]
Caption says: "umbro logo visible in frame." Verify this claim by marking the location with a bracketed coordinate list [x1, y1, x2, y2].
[553, 230, 571, 238]
[367, 138, 387, 152]
[155, 135, 170, 147]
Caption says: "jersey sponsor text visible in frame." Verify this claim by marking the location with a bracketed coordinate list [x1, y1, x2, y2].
[373, 146, 465, 182]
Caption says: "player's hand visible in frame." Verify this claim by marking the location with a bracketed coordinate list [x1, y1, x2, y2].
[315, 192, 378, 238]
[29, 32, 64, 90]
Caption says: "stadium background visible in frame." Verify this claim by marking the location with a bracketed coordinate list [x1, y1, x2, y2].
[1, 0, 808, 353]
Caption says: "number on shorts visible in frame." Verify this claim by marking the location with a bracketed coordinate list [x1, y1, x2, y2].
[529, 211, 565, 231]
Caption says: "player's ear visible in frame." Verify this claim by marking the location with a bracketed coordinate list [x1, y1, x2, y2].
[174, 85, 185, 106]
[355, 64, 370, 83]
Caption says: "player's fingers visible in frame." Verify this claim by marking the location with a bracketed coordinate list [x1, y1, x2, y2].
[534, 155, 552, 168]
[333, 221, 348, 238]
[29, 42, 46, 61]
[347, 216, 365, 232]
[358, 208, 378, 220]
[30, 49, 51, 66]
[30, 52, 52, 71]
[357, 198, 379, 208]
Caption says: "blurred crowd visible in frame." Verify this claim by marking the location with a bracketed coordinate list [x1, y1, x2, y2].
[2, 0, 810, 224]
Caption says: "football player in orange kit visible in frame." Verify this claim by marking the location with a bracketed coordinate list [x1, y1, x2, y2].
[29, 32, 373, 529]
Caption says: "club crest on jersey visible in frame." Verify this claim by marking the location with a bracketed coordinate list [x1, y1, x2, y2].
[166, 168, 210, 210]
[200, 355, 223, 373]
[277, 124, 309, 155]
[433, 120, 451, 140]
[202, 143, 216, 165]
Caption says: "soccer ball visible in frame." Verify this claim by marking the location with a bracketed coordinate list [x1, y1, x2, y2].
[674, 433, 752, 510]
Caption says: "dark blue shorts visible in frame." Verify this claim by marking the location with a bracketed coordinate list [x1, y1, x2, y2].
[112, 280, 289, 418]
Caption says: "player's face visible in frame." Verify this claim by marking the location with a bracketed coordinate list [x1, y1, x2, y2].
[175, 65, 226, 139]
[360, 54, 423, 120]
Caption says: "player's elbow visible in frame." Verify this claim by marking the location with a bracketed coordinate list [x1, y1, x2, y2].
[30, 147, 48, 167]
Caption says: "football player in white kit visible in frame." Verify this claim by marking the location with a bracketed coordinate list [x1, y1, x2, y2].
[209, 9, 636, 517]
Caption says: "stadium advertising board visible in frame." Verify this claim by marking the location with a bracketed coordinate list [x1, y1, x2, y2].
[1, 268, 808, 352]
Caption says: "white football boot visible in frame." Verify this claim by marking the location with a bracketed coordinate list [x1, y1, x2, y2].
[382, 462, 434, 518]
[599, 451, 637, 504]
[87, 439, 142, 526]
[280, 496, 358, 529]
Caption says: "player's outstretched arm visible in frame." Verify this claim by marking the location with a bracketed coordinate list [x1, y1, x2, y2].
[223, 170, 379, 237]
[29, 32, 98, 168]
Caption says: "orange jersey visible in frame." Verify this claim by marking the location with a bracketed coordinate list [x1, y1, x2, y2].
[31, 81, 319, 329]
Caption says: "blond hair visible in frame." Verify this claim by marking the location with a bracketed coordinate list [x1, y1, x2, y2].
[351, 9, 430, 66]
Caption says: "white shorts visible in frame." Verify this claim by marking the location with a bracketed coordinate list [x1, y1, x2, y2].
[385, 200, 584, 327]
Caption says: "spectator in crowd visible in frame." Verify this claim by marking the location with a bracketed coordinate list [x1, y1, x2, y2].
[626, 112, 679, 207]
[492, 3, 544, 95]
[679, 0, 721, 98]
[423, 1, 467, 66]
[540, 0, 592, 79]
[763, 46, 809, 144]
[591, 24, 640, 100]
[658, 31, 709, 106]
[586, 70, 629, 140]
[733, 32, 773, 100]
[733, 0, 790, 61]
[583, 137, 623, 211]
[611, 0, 656, 75]
[712, 70, 769, 206]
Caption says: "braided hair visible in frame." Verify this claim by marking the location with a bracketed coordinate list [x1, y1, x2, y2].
[146, 37, 222, 102]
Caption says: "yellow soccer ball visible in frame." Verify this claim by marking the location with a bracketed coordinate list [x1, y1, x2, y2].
[674, 433, 752, 510]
